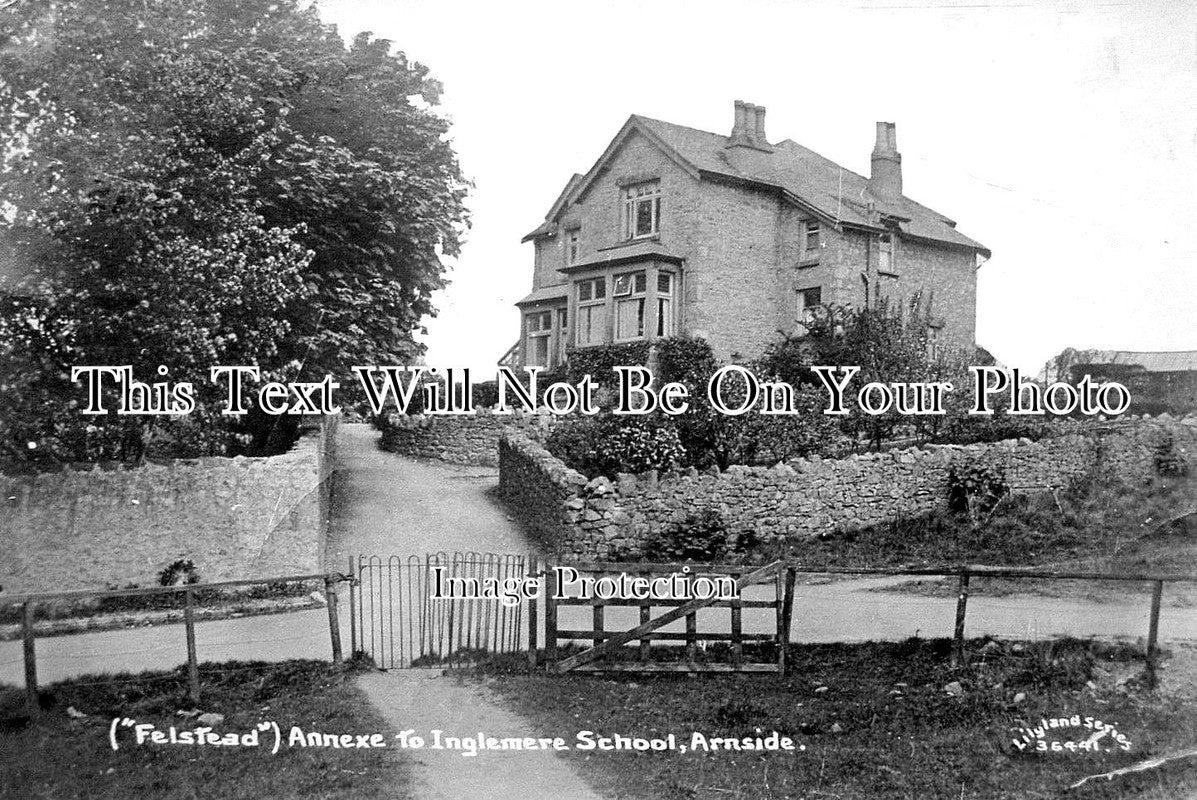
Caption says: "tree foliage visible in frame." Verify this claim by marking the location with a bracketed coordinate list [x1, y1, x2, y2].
[0, 0, 469, 468]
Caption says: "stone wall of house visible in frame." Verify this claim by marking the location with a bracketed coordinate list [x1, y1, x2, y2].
[498, 417, 1197, 560]
[379, 412, 556, 466]
[0, 418, 338, 595]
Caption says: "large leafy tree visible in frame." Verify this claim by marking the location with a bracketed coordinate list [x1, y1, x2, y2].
[0, 0, 468, 467]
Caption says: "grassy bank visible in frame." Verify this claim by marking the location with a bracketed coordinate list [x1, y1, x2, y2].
[488, 638, 1197, 799]
[0, 660, 405, 800]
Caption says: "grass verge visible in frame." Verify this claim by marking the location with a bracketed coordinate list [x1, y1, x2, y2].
[0, 659, 405, 800]
[486, 638, 1197, 799]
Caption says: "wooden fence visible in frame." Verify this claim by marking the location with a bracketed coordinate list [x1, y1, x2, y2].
[0, 572, 349, 721]
[533, 559, 1197, 684]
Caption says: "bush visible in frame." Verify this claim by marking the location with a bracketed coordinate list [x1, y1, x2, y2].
[158, 559, 200, 587]
[545, 414, 685, 479]
[1154, 434, 1189, 477]
[947, 462, 1009, 517]
[633, 509, 753, 562]
[565, 342, 650, 388]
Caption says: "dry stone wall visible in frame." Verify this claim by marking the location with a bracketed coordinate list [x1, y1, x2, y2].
[0, 419, 337, 595]
[498, 417, 1197, 560]
[380, 412, 556, 466]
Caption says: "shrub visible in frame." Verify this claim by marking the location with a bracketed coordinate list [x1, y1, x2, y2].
[471, 380, 500, 409]
[947, 462, 1009, 517]
[545, 414, 685, 479]
[158, 559, 200, 587]
[565, 341, 650, 388]
[1154, 434, 1189, 477]
[634, 509, 753, 562]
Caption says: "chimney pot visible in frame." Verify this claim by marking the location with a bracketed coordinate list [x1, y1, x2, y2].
[731, 100, 748, 142]
[754, 105, 767, 144]
[869, 121, 902, 201]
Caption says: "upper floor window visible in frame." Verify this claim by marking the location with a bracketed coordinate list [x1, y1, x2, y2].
[804, 221, 821, 256]
[926, 326, 940, 362]
[567, 229, 581, 265]
[878, 233, 896, 275]
[623, 182, 661, 240]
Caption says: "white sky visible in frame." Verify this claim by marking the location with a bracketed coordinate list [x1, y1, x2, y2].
[318, 0, 1197, 374]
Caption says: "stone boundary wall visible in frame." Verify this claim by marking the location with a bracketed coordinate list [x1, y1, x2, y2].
[380, 412, 556, 466]
[0, 418, 338, 595]
[498, 417, 1197, 560]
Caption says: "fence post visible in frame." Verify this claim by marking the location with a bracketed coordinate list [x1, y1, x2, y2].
[1146, 579, 1164, 689]
[779, 566, 796, 676]
[544, 563, 558, 672]
[527, 554, 539, 670]
[951, 567, 970, 669]
[183, 588, 200, 705]
[22, 601, 38, 721]
[325, 576, 343, 666]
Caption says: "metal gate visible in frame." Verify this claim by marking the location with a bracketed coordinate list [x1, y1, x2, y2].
[349, 552, 528, 669]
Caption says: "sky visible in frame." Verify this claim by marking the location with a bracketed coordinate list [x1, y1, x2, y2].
[317, 0, 1197, 375]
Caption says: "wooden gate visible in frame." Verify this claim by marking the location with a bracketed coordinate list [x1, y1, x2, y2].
[542, 560, 795, 674]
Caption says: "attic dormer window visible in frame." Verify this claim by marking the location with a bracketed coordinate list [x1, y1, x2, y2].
[623, 181, 661, 240]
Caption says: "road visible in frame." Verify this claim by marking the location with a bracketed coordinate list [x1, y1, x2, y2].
[3, 422, 1192, 687]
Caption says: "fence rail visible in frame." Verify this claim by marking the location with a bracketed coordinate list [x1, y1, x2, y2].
[538, 559, 1197, 682]
[0, 572, 349, 721]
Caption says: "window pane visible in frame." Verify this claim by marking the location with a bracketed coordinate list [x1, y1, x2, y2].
[634, 272, 646, 293]
[635, 199, 653, 236]
[657, 298, 672, 337]
[578, 281, 591, 302]
[657, 273, 672, 294]
[616, 298, 644, 339]
[593, 278, 605, 298]
[614, 274, 632, 296]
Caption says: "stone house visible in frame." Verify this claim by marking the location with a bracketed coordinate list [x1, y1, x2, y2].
[509, 101, 990, 369]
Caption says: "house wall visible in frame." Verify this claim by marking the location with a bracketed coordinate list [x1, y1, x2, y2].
[0, 420, 337, 595]
[522, 126, 981, 362]
[886, 237, 977, 350]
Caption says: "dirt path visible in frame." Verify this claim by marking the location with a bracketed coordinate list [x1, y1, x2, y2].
[325, 422, 534, 564]
[359, 671, 604, 800]
[328, 424, 602, 799]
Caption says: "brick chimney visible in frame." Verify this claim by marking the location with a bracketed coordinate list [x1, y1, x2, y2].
[869, 121, 902, 201]
[727, 100, 772, 151]
[753, 104, 767, 144]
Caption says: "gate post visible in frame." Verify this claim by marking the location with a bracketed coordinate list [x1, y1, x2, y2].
[544, 564, 558, 671]
[527, 554, 539, 669]
[325, 576, 343, 665]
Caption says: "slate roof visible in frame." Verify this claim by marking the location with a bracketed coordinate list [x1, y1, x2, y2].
[633, 116, 989, 255]
[524, 114, 989, 257]
[1078, 351, 1197, 373]
[514, 284, 569, 306]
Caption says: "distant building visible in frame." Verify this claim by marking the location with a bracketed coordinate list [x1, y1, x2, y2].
[1071, 350, 1197, 416]
[508, 100, 990, 368]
